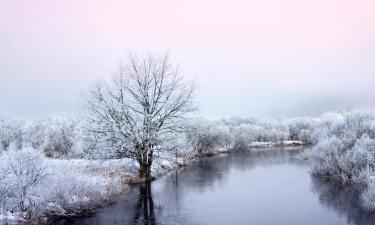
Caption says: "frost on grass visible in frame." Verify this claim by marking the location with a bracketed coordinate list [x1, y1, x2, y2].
[0, 149, 128, 223]
[0, 149, 46, 219]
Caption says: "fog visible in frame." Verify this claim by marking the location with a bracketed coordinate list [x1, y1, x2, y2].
[1, 0, 375, 118]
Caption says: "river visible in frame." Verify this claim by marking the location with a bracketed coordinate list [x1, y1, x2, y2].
[52, 149, 375, 225]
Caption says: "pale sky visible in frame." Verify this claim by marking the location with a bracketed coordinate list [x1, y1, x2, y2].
[1, 0, 375, 118]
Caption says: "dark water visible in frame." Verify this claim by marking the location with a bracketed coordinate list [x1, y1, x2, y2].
[54, 150, 375, 225]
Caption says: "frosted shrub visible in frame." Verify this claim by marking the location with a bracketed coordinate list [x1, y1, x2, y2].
[0, 149, 47, 215]
[270, 127, 289, 143]
[298, 128, 319, 145]
[234, 119, 291, 145]
[214, 125, 232, 148]
[43, 127, 74, 158]
[23, 120, 48, 150]
[311, 111, 375, 185]
[287, 118, 319, 143]
[312, 136, 375, 184]
[36, 168, 108, 215]
[288, 119, 310, 140]
[232, 124, 255, 149]
[329, 111, 375, 141]
[348, 135, 375, 184]
[1, 154, 125, 220]
[41, 117, 79, 158]
[28, 116, 83, 158]
[0, 118, 23, 151]
[311, 136, 346, 179]
[185, 119, 222, 153]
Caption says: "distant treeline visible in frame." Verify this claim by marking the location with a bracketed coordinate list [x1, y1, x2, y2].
[0, 110, 361, 158]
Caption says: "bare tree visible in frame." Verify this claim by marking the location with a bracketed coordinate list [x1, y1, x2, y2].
[85, 53, 195, 179]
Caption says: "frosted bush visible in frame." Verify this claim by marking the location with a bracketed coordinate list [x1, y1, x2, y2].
[185, 115, 323, 151]
[329, 111, 375, 141]
[0, 118, 23, 151]
[0, 149, 127, 221]
[35, 169, 109, 215]
[40, 116, 82, 158]
[311, 136, 346, 178]
[288, 119, 312, 140]
[311, 111, 375, 185]
[185, 119, 222, 153]
[350, 135, 375, 168]
[23, 120, 48, 150]
[311, 136, 375, 184]
[0, 149, 47, 216]
[25, 158, 126, 218]
[298, 128, 319, 145]
[3, 115, 83, 159]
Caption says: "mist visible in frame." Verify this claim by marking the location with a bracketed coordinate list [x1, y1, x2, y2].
[1, 0, 375, 118]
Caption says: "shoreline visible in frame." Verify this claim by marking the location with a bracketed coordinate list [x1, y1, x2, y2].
[48, 143, 307, 222]
[3, 142, 307, 225]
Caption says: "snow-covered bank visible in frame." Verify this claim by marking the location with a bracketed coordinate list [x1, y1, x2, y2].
[0, 150, 133, 224]
[0, 149, 189, 224]
[249, 140, 304, 148]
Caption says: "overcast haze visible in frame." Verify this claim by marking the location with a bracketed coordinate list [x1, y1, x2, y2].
[1, 0, 375, 118]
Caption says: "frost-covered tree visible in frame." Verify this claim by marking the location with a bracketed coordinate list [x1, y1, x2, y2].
[42, 116, 77, 158]
[23, 121, 47, 150]
[85, 53, 195, 178]
[185, 119, 223, 154]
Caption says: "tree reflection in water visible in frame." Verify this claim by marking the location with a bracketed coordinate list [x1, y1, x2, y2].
[311, 176, 375, 225]
[49, 183, 160, 225]
[133, 183, 156, 225]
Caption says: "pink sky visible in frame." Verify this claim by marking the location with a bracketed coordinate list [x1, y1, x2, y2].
[1, 0, 375, 117]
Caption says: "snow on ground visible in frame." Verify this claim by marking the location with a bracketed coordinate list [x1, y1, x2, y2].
[249, 140, 304, 148]
[0, 211, 21, 225]
[0, 152, 137, 224]
[0, 149, 190, 224]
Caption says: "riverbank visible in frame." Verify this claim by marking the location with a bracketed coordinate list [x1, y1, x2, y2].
[0, 142, 307, 225]
[0, 151, 192, 225]
[0, 156, 132, 225]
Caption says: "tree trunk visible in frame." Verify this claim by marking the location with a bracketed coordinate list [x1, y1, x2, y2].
[139, 161, 152, 178]
[137, 145, 154, 180]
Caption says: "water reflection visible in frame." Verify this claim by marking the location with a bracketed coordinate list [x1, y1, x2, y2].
[311, 176, 375, 225]
[133, 183, 156, 225]
[52, 176, 190, 225]
[54, 149, 375, 225]
[52, 184, 159, 225]
[161, 149, 305, 192]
